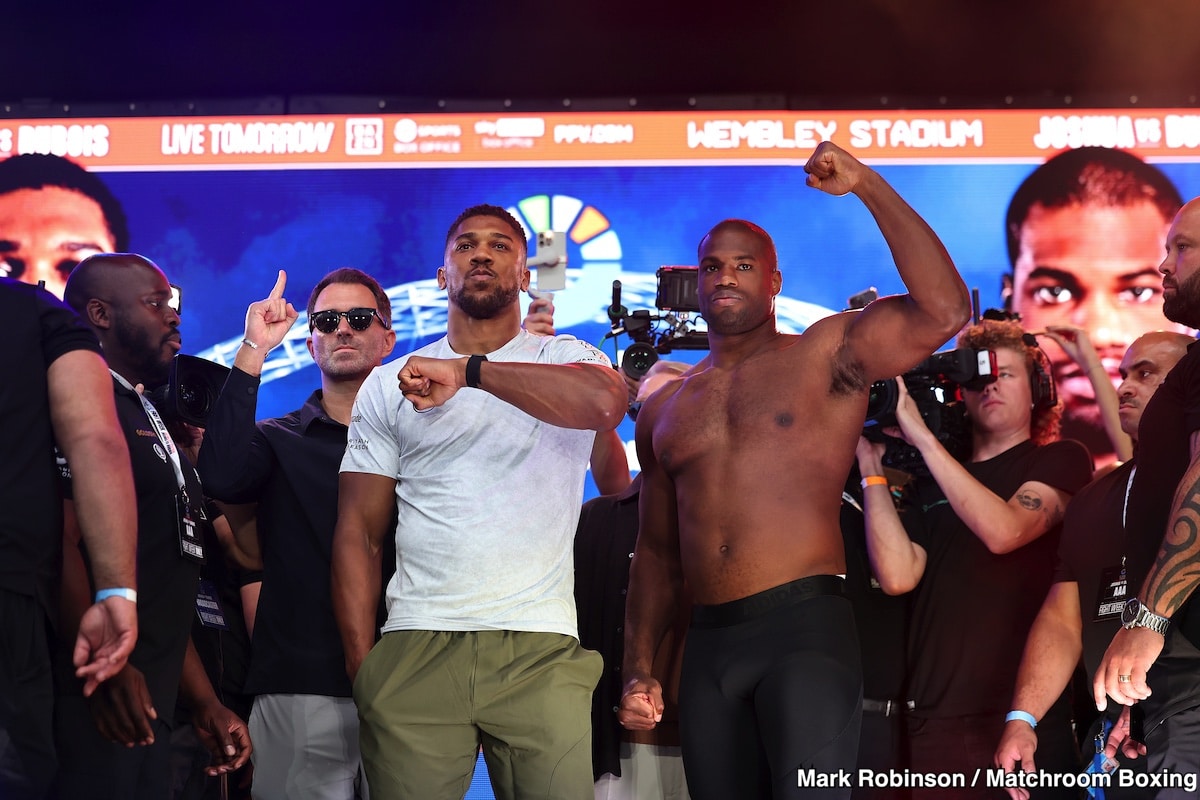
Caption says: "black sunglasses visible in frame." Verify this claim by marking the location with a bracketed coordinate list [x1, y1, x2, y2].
[309, 307, 390, 334]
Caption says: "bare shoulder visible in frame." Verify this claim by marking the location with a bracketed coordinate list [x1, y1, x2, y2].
[779, 313, 866, 396]
[796, 311, 853, 344]
[637, 371, 689, 425]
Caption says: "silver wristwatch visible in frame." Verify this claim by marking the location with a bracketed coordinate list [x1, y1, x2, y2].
[1121, 598, 1171, 635]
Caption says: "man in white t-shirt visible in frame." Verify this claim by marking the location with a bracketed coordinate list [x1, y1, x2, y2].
[332, 203, 628, 800]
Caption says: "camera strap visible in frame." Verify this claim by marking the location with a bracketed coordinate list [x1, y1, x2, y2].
[110, 369, 189, 503]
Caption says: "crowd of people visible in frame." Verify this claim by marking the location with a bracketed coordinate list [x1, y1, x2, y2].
[3, 138, 1200, 800]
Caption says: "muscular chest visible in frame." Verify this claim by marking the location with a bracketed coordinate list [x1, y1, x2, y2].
[654, 364, 812, 472]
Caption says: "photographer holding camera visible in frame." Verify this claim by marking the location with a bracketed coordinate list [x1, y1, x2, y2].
[856, 317, 1092, 799]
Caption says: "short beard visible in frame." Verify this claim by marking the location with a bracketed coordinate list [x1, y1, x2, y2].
[701, 297, 770, 336]
[703, 308, 749, 335]
[1163, 269, 1200, 327]
[451, 283, 519, 320]
[112, 314, 172, 387]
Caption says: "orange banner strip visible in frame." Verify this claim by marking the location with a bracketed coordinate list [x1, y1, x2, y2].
[3, 109, 1199, 169]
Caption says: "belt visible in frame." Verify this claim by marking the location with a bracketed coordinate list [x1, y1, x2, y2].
[862, 698, 912, 717]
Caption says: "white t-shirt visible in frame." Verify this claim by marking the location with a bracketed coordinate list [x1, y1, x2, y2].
[342, 330, 610, 638]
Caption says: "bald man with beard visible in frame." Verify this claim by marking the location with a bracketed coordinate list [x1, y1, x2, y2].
[1094, 197, 1200, 795]
[56, 254, 250, 797]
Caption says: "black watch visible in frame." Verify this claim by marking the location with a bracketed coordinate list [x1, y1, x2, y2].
[1121, 598, 1170, 635]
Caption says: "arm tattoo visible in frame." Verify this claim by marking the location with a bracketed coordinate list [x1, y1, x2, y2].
[1017, 488, 1064, 530]
[1016, 490, 1042, 511]
[1146, 475, 1200, 616]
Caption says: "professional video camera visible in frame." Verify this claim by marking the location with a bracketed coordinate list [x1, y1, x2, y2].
[863, 348, 997, 474]
[145, 354, 231, 428]
[603, 266, 709, 379]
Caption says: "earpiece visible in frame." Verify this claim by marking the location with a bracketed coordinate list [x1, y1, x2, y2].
[1022, 333, 1057, 411]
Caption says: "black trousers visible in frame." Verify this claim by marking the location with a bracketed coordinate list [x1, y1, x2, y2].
[0, 590, 56, 800]
[679, 576, 862, 800]
[53, 695, 173, 800]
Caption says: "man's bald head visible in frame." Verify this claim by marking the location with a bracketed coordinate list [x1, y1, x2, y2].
[63, 252, 163, 314]
[1130, 330, 1194, 359]
[1118, 331, 1196, 440]
[698, 219, 779, 271]
[63, 252, 179, 387]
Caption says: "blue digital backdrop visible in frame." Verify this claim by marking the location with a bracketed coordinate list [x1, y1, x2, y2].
[97, 158, 1200, 490]
[32, 141, 1193, 799]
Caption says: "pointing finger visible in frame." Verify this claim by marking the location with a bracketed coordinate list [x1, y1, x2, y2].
[268, 269, 287, 300]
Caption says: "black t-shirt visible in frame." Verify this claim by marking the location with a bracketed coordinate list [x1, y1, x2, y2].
[198, 367, 393, 697]
[906, 439, 1093, 718]
[0, 279, 102, 609]
[1053, 459, 1135, 679]
[57, 378, 203, 719]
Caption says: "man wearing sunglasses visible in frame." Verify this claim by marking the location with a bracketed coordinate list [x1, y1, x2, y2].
[332, 204, 627, 800]
[198, 267, 396, 800]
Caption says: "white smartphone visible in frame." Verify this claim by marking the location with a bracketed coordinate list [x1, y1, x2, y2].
[532, 231, 567, 291]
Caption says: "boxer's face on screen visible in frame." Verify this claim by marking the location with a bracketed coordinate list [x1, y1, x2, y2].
[0, 186, 115, 298]
[1010, 200, 1184, 432]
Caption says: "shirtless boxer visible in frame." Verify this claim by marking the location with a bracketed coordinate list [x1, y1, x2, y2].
[620, 140, 972, 800]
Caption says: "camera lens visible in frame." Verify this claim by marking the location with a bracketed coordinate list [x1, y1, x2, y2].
[178, 384, 211, 419]
[865, 379, 899, 426]
[621, 343, 660, 380]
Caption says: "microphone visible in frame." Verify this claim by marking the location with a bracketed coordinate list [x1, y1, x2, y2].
[608, 280, 627, 327]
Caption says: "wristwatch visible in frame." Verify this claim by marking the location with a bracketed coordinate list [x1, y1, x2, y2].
[1121, 598, 1171, 635]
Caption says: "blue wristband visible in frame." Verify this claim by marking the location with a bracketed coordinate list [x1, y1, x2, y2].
[94, 587, 138, 604]
[1005, 710, 1038, 728]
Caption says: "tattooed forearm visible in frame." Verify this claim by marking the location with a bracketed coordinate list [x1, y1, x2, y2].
[1145, 479, 1200, 615]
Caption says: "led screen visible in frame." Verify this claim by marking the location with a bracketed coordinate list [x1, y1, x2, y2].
[6, 107, 1199, 478]
[9, 105, 1200, 800]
